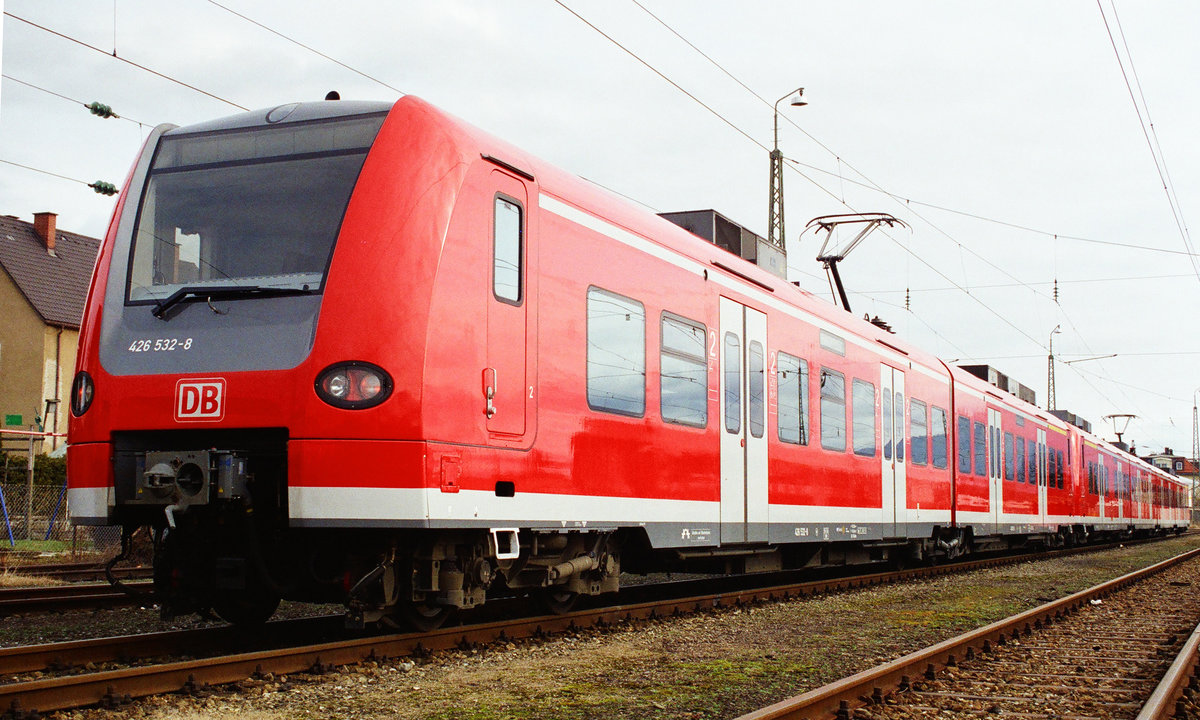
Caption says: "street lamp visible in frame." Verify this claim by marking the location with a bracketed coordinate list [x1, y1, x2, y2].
[1047, 325, 1061, 411]
[767, 87, 807, 251]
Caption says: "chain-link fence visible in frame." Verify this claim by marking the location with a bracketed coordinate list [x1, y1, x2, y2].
[0, 431, 124, 565]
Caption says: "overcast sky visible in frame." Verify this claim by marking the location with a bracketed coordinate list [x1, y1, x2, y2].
[2, 1, 1198, 456]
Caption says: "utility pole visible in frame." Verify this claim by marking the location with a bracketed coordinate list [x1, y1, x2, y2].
[1193, 391, 1199, 520]
[767, 87, 806, 251]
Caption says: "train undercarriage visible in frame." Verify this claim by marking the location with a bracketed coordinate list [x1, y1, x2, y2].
[109, 441, 1181, 629]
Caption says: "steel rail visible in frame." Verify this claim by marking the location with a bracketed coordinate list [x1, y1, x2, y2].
[735, 546, 1200, 720]
[1136, 617, 1200, 720]
[0, 534, 1186, 715]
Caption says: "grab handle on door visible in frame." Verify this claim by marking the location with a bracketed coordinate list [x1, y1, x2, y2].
[483, 368, 497, 418]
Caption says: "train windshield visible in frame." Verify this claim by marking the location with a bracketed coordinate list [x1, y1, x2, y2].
[126, 113, 386, 304]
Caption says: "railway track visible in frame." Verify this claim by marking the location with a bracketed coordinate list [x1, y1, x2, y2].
[0, 535, 1187, 716]
[738, 546, 1200, 720]
[2, 561, 151, 583]
[0, 580, 151, 615]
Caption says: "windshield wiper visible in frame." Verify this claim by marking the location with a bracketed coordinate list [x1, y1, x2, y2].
[152, 284, 315, 320]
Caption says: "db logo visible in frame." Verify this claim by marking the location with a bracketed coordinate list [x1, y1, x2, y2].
[175, 379, 226, 422]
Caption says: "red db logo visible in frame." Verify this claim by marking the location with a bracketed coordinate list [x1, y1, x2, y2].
[175, 379, 225, 422]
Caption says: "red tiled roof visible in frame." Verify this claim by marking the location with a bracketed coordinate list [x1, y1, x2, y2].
[0, 215, 100, 329]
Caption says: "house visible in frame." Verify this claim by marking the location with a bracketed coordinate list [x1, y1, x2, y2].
[0, 212, 101, 454]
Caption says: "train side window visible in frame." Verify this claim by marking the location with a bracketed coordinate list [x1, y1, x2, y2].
[777, 352, 809, 445]
[882, 387, 893, 460]
[1048, 449, 1057, 489]
[910, 399, 928, 466]
[1056, 450, 1064, 489]
[957, 416, 971, 474]
[1003, 432, 1014, 481]
[660, 313, 707, 428]
[893, 392, 905, 462]
[749, 341, 765, 439]
[1016, 437, 1026, 483]
[493, 196, 523, 304]
[973, 421, 986, 476]
[852, 379, 876, 457]
[931, 406, 948, 469]
[724, 333, 741, 434]
[820, 368, 846, 452]
[1032, 444, 1041, 489]
[586, 287, 645, 417]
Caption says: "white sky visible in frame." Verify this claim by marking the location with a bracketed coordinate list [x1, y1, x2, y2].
[2, 1, 1198, 456]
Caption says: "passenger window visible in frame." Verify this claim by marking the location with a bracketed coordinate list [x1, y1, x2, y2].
[931, 406, 948, 469]
[1056, 450, 1064, 489]
[883, 390, 893, 460]
[1016, 437, 1025, 483]
[1003, 432, 1013, 481]
[724, 333, 741, 434]
[852, 379, 876, 457]
[660, 314, 707, 428]
[910, 399, 927, 466]
[777, 352, 809, 445]
[957, 416, 971, 473]
[973, 421, 986, 476]
[820, 368, 846, 452]
[748, 342, 765, 438]
[1048, 449, 1057, 488]
[894, 392, 905, 462]
[493, 196, 523, 304]
[586, 287, 645, 416]
[1029, 446, 1038, 488]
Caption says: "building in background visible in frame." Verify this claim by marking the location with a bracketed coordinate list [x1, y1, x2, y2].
[0, 212, 100, 454]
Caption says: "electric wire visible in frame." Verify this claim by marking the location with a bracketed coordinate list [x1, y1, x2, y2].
[204, 1, 407, 97]
[2, 11, 247, 111]
[1095, 0, 1200, 283]
[561, 0, 1170, 428]
[1, 73, 151, 127]
[0, 158, 96, 189]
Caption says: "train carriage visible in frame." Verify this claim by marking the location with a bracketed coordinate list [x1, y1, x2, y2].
[68, 96, 1188, 627]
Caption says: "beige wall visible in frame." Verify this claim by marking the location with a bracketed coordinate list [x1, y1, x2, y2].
[0, 269, 77, 454]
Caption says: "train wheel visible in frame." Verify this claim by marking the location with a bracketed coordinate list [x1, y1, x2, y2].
[213, 592, 280, 626]
[535, 587, 579, 615]
[399, 601, 454, 632]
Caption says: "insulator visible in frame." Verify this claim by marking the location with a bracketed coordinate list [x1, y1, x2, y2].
[86, 101, 118, 118]
[89, 181, 118, 196]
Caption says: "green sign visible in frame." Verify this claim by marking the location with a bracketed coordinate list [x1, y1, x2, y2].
[3, 415, 21, 426]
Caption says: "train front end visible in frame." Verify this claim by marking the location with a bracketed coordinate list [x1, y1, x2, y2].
[66, 99, 442, 624]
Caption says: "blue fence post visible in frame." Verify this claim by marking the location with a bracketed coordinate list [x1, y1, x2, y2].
[44, 484, 67, 541]
[0, 486, 15, 549]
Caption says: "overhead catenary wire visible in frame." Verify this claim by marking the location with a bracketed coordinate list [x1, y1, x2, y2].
[2, 11, 247, 111]
[1095, 0, 1200, 284]
[204, 1, 407, 97]
[1, 73, 151, 128]
[558, 0, 1180, 431]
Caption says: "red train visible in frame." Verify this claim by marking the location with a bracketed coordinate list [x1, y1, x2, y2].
[68, 96, 1188, 627]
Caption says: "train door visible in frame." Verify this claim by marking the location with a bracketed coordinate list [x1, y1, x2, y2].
[485, 171, 533, 439]
[1036, 428, 1047, 525]
[988, 408, 1002, 525]
[719, 298, 768, 544]
[880, 366, 906, 533]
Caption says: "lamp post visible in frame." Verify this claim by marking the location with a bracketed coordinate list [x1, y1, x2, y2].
[767, 87, 807, 251]
[1047, 325, 1061, 411]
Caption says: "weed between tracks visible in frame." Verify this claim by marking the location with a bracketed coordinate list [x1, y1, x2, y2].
[50, 534, 1200, 720]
